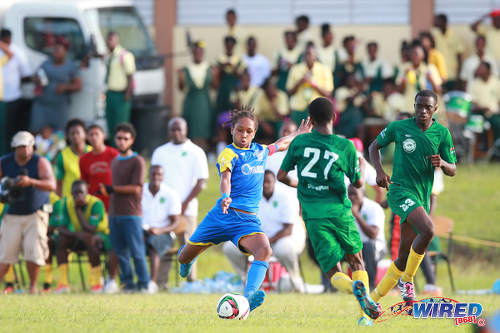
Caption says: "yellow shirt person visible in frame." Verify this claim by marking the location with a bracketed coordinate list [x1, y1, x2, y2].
[467, 76, 500, 116]
[432, 27, 464, 80]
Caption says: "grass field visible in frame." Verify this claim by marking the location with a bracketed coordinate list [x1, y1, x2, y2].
[1, 164, 500, 332]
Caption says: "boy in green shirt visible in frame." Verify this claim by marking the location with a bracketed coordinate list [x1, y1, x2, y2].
[368, 90, 456, 305]
[278, 97, 381, 326]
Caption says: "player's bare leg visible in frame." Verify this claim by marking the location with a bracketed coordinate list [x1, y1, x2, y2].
[178, 243, 210, 278]
[239, 234, 272, 311]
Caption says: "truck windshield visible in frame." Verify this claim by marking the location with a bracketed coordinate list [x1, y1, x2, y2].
[98, 6, 156, 57]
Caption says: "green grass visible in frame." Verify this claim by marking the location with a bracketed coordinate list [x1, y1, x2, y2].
[3, 163, 500, 332]
[0, 293, 499, 332]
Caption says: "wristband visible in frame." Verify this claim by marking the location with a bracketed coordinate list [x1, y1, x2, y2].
[105, 185, 115, 194]
[221, 193, 230, 199]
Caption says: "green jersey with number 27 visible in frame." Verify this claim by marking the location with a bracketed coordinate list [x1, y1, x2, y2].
[280, 130, 361, 220]
[377, 117, 456, 204]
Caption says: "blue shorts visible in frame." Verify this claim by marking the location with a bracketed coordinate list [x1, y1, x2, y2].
[188, 202, 264, 254]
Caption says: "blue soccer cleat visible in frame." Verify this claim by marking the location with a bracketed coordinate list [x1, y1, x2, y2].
[353, 280, 382, 320]
[358, 316, 373, 326]
[178, 245, 197, 278]
[247, 290, 266, 312]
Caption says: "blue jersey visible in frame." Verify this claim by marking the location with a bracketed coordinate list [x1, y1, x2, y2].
[216, 143, 276, 213]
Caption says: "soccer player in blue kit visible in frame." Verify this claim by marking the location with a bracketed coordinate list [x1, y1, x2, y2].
[178, 108, 311, 312]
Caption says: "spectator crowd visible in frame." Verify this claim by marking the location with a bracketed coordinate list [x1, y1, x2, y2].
[1, 7, 499, 295]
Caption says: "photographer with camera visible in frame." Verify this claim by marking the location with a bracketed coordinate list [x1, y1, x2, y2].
[0, 131, 56, 294]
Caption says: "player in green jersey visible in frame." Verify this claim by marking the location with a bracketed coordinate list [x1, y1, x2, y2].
[278, 97, 382, 326]
[368, 90, 456, 305]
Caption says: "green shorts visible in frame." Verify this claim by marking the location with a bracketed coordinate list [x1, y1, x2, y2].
[98, 232, 111, 252]
[305, 211, 363, 274]
[387, 187, 429, 223]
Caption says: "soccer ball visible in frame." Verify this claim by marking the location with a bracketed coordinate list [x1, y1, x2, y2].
[216, 293, 250, 320]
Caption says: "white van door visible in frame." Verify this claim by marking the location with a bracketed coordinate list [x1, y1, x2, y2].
[4, 3, 105, 128]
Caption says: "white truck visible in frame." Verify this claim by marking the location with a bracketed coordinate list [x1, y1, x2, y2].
[0, 0, 165, 129]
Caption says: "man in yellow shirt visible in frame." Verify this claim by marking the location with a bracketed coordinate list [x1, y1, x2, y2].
[467, 61, 500, 141]
[254, 78, 289, 141]
[396, 44, 442, 112]
[433, 14, 464, 88]
[0, 40, 13, 155]
[286, 44, 333, 126]
[471, 10, 500, 70]
[105, 31, 135, 138]
[54, 119, 92, 197]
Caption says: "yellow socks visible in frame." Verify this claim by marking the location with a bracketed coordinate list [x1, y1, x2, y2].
[4, 266, 15, 283]
[352, 270, 371, 319]
[44, 264, 53, 284]
[371, 262, 403, 302]
[89, 266, 102, 287]
[57, 263, 69, 286]
[401, 247, 425, 283]
[331, 272, 353, 294]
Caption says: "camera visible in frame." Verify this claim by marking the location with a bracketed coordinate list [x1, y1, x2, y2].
[0, 176, 23, 204]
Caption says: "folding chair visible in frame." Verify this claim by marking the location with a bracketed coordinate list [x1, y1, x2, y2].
[428, 216, 455, 291]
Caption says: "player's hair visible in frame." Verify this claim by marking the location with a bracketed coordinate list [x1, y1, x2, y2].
[264, 169, 275, 178]
[0, 28, 11, 39]
[87, 124, 104, 133]
[65, 118, 86, 135]
[435, 13, 447, 24]
[231, 107, 259, 129]
[415, 90, 438, 103]
[308, 97, 335, 125]
[296, 15, 309, 25]
[321, 23, 330, 37]
[71, 179, 88, 191]
[115, 122, 137, 138]
[224, 35, 237, 45]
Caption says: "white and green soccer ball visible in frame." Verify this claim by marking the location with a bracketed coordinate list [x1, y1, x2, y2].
[216, 293, 250, 320]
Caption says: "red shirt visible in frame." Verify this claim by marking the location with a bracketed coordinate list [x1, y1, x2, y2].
[79, 146, 119, 210]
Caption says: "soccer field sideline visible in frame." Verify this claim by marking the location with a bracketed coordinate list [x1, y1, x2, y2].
[0, 293, 499, 332]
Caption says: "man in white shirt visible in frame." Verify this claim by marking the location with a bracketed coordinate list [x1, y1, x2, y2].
[243, 36, 271, 87]
[1, 28, 32, 143]
[142, 165, 181, 289]
[348, 185, 386, 289]
[223, 170, 306, 292]
[151, 117, 208, 281]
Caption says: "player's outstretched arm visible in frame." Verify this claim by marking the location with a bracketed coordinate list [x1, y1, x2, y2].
[368, 140, 392, 190]
[428, 155, 456, 177]
[272, 117, 312, 152]
[220, 170, 232, 214]
[277, 168, 298, 188]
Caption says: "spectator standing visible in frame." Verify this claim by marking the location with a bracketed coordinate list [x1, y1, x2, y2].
[104, 32, 135, 138]
[348, 185, 386, 289]
[0, 131, 56, 294]
[54, 119, 92, 198]
[317, 24, 336, 75]
[1, 29, 32, 144]
[151, 117, 208, 282]
[215, 36, 246, 114]
[30, 37, 81, 132]
[467, 62, 500, 142]
[361, 42, 393, 92]
[54, 180, 110, 293]
[79, 124, 118, 211]
[471, 10, 500, 68]
[420, 32, 448, 81]
[0, 39, 13, 155]
[460, 35, 498, 89]
[287, 44, 333, 126]
[295, 15, 313, 50]
[178, 40, 215, 151]
[334, 36, 364, 88]
[243, 37, 271, 87]
[432, 14, 464, 89]
[225, 8, 244, 55]
[273, 31, 300, 92]
[102, 123, 152, 292]
[142, 165, 181, 289]
[223, 170, 305, 292]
